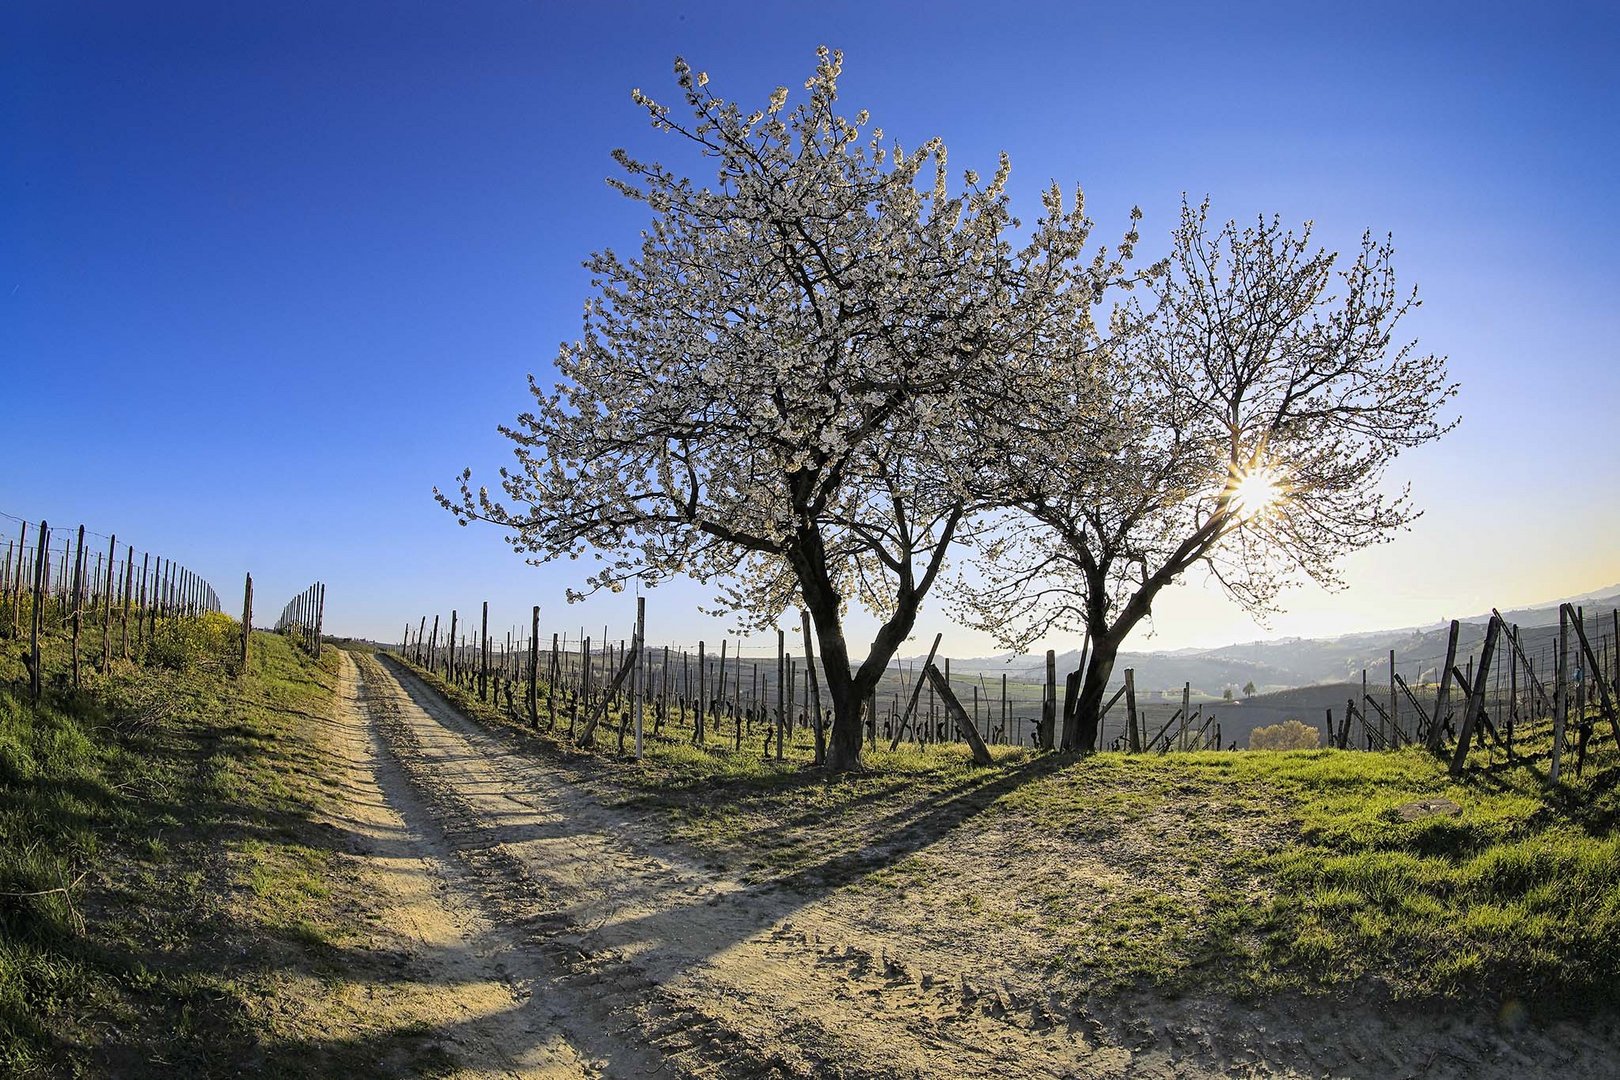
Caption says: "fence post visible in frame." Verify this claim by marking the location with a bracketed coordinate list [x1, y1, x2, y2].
[1124, 668, 1140, 752]
[28, 521, 47, 705]
[1428, 620, 1460, 751]
[634, 597, 645, 758]
[479, 600, 489, 700]
[70, 524, 86, 689]
[528, 605, 540, 729]
[240, 573, 253, 670]
[775, 629, 785, 760]
[1450, 618, 1501, 775]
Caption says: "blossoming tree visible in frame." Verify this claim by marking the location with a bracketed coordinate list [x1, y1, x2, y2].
[960, 202, 1457, 752]
[437, 48, 1136, 771]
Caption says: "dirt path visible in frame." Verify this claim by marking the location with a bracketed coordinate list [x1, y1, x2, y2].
[326, 651, 1617, 1080]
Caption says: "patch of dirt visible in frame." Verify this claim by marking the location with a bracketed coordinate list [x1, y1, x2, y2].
[300, 651, 1619, 1079]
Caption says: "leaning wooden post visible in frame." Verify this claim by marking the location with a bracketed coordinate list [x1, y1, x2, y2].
[1124, 668, 1140, 752]
[891, 633, 943, 750]
[1427, 620, 1460, 751]
[1567, 604, 1620, 749]
[923, 663, 993, 765]
[239, 572, 253, 671]
[1450, 617, 1501, 776]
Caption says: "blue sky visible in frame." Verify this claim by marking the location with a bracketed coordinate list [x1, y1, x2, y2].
[4, 1, 1617, 666]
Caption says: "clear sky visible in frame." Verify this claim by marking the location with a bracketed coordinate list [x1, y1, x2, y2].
[5, 1, 1617, 668]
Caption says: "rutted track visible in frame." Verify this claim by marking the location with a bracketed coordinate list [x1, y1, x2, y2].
[346, 651, 1124, 1079]
[338, 651, 1620, 1080]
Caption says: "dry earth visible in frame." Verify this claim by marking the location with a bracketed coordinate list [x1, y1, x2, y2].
[294, 650, 1618, 1079]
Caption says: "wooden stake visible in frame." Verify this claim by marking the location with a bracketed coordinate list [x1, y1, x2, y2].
[1450, 617, 1501, 775]
[1124, 668, 1140, 752]
[28, 521, 47, 705]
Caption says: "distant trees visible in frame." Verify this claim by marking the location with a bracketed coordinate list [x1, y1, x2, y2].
[438, 49, 1139, 771]
[1243, 680, 1257, 697]
[962, 202, 1456, 753]
[1250, 719, 1320, 751]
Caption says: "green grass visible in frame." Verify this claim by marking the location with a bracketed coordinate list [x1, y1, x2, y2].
[0, 616, 356, 1076]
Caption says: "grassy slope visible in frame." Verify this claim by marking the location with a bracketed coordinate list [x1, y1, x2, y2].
[0, 622, 413, 1077]
[398, 651, 1620, 1015]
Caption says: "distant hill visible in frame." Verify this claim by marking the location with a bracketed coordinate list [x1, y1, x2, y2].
[916, 588, 1620, 697]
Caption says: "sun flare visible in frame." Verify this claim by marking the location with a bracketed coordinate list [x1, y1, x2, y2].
[1229, 466, 1286, 518]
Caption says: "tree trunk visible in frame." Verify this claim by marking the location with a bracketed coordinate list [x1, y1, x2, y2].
[1072, 634, 1122, 753]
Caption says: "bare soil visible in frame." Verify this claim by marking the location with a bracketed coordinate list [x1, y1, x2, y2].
[298, 650, 1618, 1079]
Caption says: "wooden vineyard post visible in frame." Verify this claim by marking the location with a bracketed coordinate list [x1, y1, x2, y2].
[1566, 604, 1620, 750]
[1124, 668, 1140, 752]
[479, 601, 489, 701]
[1180, 683, 1192, 751]
[447, 610, 458, 682]
[528, 605, 540, 729]
[1060, 668, 1082, 752]
[716, 638, 728, 741]
[1039, 649, 1057, 750]
[1551, 607, 1568, 782]
[99, 534, 115, 670]
[549, 633, 561, 729]
[923, 663, 993, 765]
[315, 583, 324, 657]
[1450, 617, 1501, 776]
[240, 572, 253, 671]
[775, 629, 785, 760]
[1389, 649, 1398, 743]
[428, 614, 439, 672]
[120, 544, 133, 658]
[70, 524, 86, 689]
[891, 633, 942, 750]
[28, 521, 47, 705]
[10, 520, 23, 639]
[1428, 620, 1460, 751]
[633, 597, 645, 758]
[695, 640, 707, 745]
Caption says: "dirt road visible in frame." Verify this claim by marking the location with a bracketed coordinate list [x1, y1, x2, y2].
[324, 651, 1616, 1079]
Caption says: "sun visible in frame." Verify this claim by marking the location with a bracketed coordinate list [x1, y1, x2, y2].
[1229, 466, 1286, 519]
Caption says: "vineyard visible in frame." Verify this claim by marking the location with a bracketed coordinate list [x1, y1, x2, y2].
[390, 592, 1620, 784]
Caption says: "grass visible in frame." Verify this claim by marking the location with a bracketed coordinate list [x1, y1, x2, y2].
[0, 613, 413, 1077]
[397, 648, 1620, 1014]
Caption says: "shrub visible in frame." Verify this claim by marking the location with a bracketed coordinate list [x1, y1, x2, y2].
[1250, 718, 1321, 751]
[145, 613, 240, 675]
